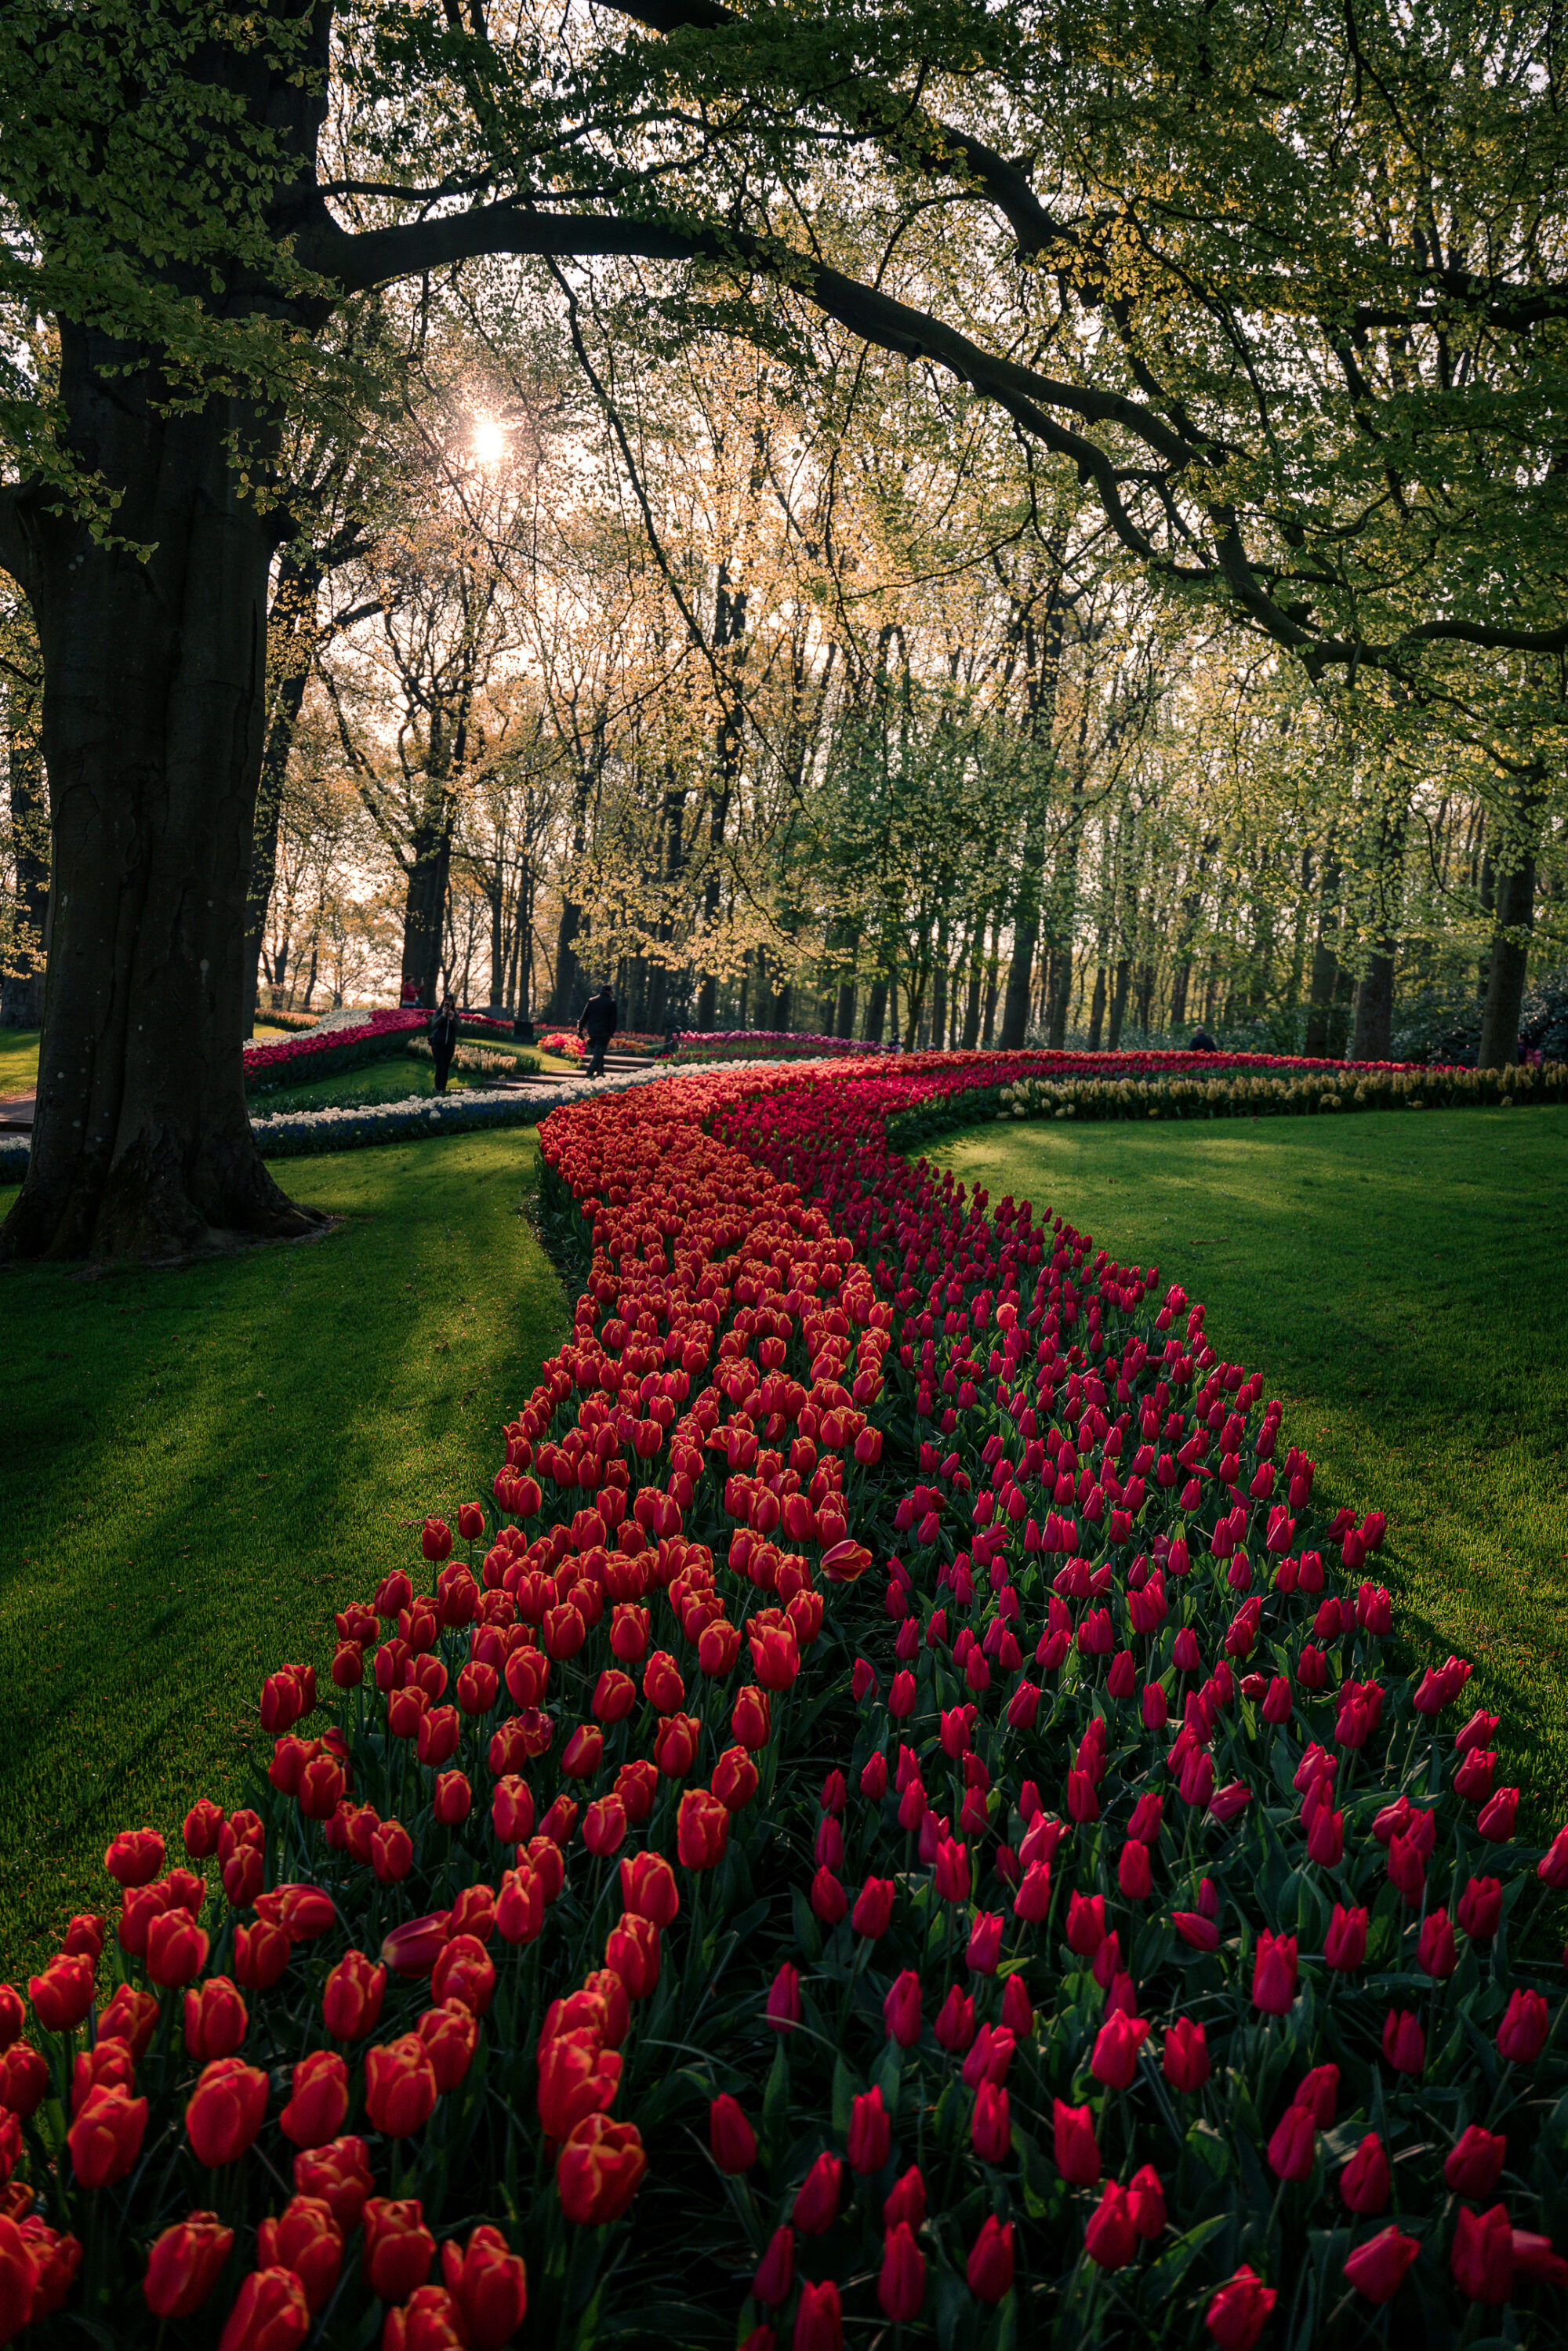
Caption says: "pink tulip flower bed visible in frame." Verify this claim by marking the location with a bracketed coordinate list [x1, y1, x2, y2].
[3, 1056, 1565, 2351]
[242, 1012, 426, 1091]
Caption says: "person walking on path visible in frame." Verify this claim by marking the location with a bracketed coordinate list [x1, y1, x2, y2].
[578, 983, 618, 1077]
[430, 993, 460, 1094]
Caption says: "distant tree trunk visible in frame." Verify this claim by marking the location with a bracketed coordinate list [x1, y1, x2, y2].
[242, 553, 317, 1037]
[2, 665, 49, 1030]
[1350, 806, 1408, 1060]
[1087, 961, 1108, 1050]
[1303, 845, 1344, 1056]
[1109, 947, 1134, 1049]
[1478, 787, 1541, 1068]
[960, 925, 985, 1049]
[981, 918, 1002, 1047]
[931, 913, 949, 1052]
[863, 977, 887, 1043]
[999, 583, 1065, 1049]
[834, 976, 858, 1038]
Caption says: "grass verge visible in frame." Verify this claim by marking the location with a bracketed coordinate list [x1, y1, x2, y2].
[0, 1029, 39, 1094]
[0, 1131, 570, 1975]
[936, 1104, 1568, 1828]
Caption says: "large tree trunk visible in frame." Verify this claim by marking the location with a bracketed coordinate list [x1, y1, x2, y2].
[1, 337, 319, 1261]
[1478, 841, 1537, 1069]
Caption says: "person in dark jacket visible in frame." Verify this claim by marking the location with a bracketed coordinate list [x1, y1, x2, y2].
[578, 985, 618, 1077]
[1189, 1027, 1219, 1052]
[430, 994, 459, 1094]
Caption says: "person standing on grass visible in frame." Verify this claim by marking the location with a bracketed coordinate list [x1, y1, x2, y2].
[430, 993, 459, 1094]
[578, 983, 618, 1078]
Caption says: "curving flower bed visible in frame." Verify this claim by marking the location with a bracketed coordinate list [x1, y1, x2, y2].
[3, 1056, 1566, 2349]
[243, 1012, 427, 1093]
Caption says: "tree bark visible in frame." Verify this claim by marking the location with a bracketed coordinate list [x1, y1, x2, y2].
[1350, 805, 1408, 1060]
[1479, 840, 1537, 1068]
[1, 334, 319, 1260]
[1302, 845, 1343, 1057]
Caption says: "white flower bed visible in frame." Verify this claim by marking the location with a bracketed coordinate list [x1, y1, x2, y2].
[0, 1057, 822, 1185]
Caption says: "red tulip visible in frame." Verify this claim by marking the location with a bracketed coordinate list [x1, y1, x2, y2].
[256, 2197, 343, 2314]
[884, 2164, 926, 2231]
[967, 2216, 1015, 2302]
[422, 1519, 453, 1563]
[495, 1866, 544, 1946]
[604, 1913, 660, 2001]
[848, 2084, 891, 2175]
[731, 1686, 771, 1750]
[1340, 2134, 1391, 2215]
[619, 1851, 679, 1928]
[766, 1963, 801, 2033]
[1267, 2102, 1317, 2182]
[1444, 2124, 1506, 2199]
[1204, 2266, 1276, 2349]
[431, 1935, 495, 2019]
[1053, 2098, 1101, 2187]
[187, 2058, 268, 2167]
[1344, 2226, 1419, 2305]
[709, 2093, 757, 2174]
[852, 1877, 895, 1939]
[1128, 2164, 1165, 2238]
[216, 2267, 310, 2351]
[29, 1955, 95, 2035]
[1451, 2204, 1513, 2305]
[143, 2213, 234, 2320]
[711, 1745, 760, 1811]
[1418, 1910, 1457, 1980]
[971, 2080, 1011, 2162]
[555, 2114, 646, 2225]
[1381, 2010, 1425, 2077]
[1458, 1877, 1503, 1941]
[1252, 1931, 1297, 2015]
[418, 2000, 478, 2094]
[104, 1827, 165, 1888]
[1324, 1904, 1367, 1971]
[323, 1952, 386, 2043]
[1497, 1988, 1549, 2063]
[883, 1970, 921, 2048]
[677, 1790, 729, 1870]
[753, 2224, 793, 2305]
[280, 2051, 349, 2149]
[1085, 2181, 1137, 2270]
[362, 2197, 436, 2302]
[793, 2279, 842, 2351]
[292, 2135, 375, 2234]
[365, 2037, 439, 2138]
[439, 2225, 528, 2351]
[792, 2151, 844, 2236]
[877, 2221, 926, 2320]
[1163, 2015, 1210, 2091]
[1091, 2009, 1150, 2091]
[68, 2084, 148, 2188]
[536, 2029, 620, 2142]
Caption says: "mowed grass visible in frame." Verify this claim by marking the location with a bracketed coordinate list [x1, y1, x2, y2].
[0, 1028, 39, 1095]
[0, 1132, 570, 1975]
[939, 1106, 1568, 1827]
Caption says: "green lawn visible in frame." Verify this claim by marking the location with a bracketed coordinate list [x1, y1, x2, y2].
[0, 1132, 570, 1974]
[0, 1028, 38, 1094]
[248, 1056, 477, 1115]
[938, 1106, 1568, 1828]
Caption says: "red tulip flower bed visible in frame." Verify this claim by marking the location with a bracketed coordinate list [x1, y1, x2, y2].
[4, 1056, 1566, 2350]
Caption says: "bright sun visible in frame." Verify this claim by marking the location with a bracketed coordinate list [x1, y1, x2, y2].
[472, 412, 505, 465]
